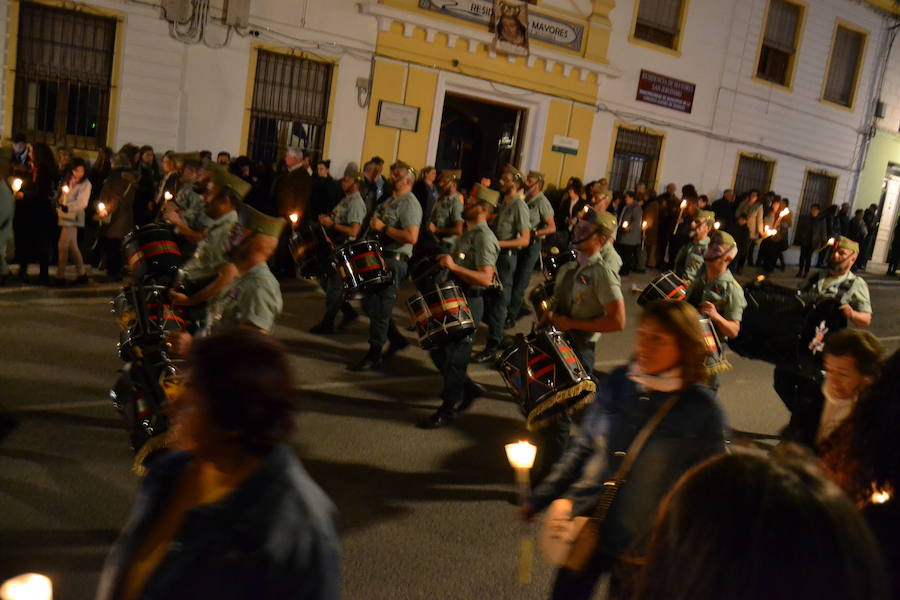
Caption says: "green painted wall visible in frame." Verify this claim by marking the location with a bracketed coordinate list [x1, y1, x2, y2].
[855, 128, 900, 209]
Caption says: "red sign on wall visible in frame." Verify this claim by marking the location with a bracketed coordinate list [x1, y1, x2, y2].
[636, 70, 696, 114]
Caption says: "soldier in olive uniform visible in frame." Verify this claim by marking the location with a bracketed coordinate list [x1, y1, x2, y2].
[419, 184, 501, 429]
[472, 166, 531, 363]
[310, 173, 367, 334]
[507, 170, 556, 328]
[169, 166, 249, 319]
[674, 209, 714, 284]
[774, 235, 872, 431]
[427, 170, 464, 253]
[536, 208, 626, 482]
[163, 156, 211, 249]
[167, 205, 285, 355]
[350, 161, 422, 371]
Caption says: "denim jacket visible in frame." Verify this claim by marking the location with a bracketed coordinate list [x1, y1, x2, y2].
[96, 445, 341, 600]
[530, 366, 726, 556]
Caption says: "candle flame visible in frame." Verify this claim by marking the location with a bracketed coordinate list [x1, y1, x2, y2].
[289, 212, 299, 224]
[827, 237, 835, 246]
[505, 441, 537, 470]
[457, 252, 466, 261]
[11, 178, 23, 192]
[61, 185, 69, 194]
[97, 202, 106, 213]
[164, 191, 173, 201]
[779, 207, 790, 217]
[641, 220, 648, 230]
[871, 486, 892, 505]
[622, 221, 629, 229]
[714, 221, 721, 230]
[0, 572, 53, 600]
[680, 199, 687, 209]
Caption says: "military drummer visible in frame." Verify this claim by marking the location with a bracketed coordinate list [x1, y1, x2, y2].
[685, 230, 745, 342]
[674, 209, 714, 284]
[427, 170, 464, 253]
[309, 172, 367, 334]
[419, 184, 500, 429]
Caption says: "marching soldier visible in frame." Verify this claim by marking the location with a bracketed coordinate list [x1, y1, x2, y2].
[350, 161, 422, 371]
[309, 173, 367, 334]
[169, 166, 246, 311]
[507, 170, 555, 327]
[167, 205, 285, 355]
[418, 184, 501, 429]
[674, 209, 714, 284]
[775, 235, 872, 432]
[472, 166, 530, 364]
[536, 208, 625, 482]
[427, 170, 464, 253]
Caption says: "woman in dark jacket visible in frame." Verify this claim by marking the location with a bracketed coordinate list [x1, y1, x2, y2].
[518, 300, 726, 600]
[13, 142, 59, 284]
[134, 145, 161, 226]
[97, 330, 340, 600]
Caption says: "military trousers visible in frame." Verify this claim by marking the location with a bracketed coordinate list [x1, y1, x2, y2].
[363, 257, 408, 350]
[429, 295, 485, 411]
[320, 267, 346, 326]
[508, 242, 541, 325]
[483, 251, 517, 348]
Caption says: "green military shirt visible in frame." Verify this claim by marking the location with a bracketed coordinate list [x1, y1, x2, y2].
[526, 191, 554, 230]
[492, 193, 530, 242]
[181, 210, 238, 283]
[430, 194, 464, 246]
[373, 191, 423, 258]
[674, 236, 710, 283]
[175, 183, 212, 231]
[599, 242, 623, 274]
[554, 252, 623, 345]
[453, 220, 500, 289]
[331, 191, 366, 243]
[686, 268, 747, 325]
[803, 271, 872, 313]
[204, 262, 283, 336]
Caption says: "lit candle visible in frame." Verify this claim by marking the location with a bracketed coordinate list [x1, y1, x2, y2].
[0, 573, 53, 600]
[506, 441, 537, 470]
[61, 185, 70, 194]
[97, 202, 106, 213]
[674, 199, 688, 235]
[871, 487, 891, 504]
[779, 207, 790, 218]
[827, 237, 835, 246]
[714, 221, 721, 230]
[289, 212, 299, 224]
[11, 178, 23, 193]
[621, 220, 629, 230]
[164, 191, 173, 201]
[641, 220, 648, 230]
[457, 252, 466, 261]
[680, 199, 687, 209]
[505, 441, 537, 585]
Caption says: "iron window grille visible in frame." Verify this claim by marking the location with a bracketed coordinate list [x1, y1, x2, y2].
[757, 0, 801, 86]
[734, 154, 774, 197]
[798, 171, 837, 217]
[247, 50, 333, 165]
[12, 2, 116, 150]
[634, 0, 683, 50]
[823, 26, 865, 107]
[609, 127, 663, 193]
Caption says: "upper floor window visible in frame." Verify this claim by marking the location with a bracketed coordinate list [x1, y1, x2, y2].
[633, 0, 685, 51]
[799, 170, 837, 217]
[756, 0, 804, 88]
[247, 50, 333, 165]
[12, 2, 116, 150]
[823, 24, 866, 108]
[609, 126, 664, 193]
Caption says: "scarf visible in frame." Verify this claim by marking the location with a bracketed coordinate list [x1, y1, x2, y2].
[627, 362, 683, 393]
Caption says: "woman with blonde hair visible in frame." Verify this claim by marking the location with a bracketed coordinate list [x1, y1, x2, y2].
[518, 300, 727, 599]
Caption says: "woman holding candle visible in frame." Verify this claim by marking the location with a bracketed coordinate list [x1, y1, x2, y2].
[12, 142, 58, 285]
[518, 300, 726, 599]
[53, 158, 92, 285]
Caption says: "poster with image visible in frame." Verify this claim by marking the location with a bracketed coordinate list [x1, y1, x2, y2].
[491, 1, 529, 57]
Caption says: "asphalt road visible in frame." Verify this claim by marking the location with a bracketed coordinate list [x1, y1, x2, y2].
[1, 267, 898, 600]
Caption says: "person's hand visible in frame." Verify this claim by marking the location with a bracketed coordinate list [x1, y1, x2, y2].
[427, 222, 437, 234]
[552, 313, 574, 331]
[437, 254, 455, 271]
[539, 309, 555, 329]
[164, 207, 183, 225]
[480, 177, 491, 187]
[839, 304, 854, 320]
[370, 217, 385, 233]
[517, 504, 536, 523]
[699, 301, 718, 319]
[318, 214, 334, 228]
[165, 331, 192, 356]
[14, 191, 23, 200]
[169, 290, 190, 306]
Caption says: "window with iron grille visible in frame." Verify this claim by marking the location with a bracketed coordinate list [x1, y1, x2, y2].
[757, 0, 803, 87]
[798, 171, 837, 217]
[609, 127, 663, 193]
[634, 0, 684, 50]
[823, 25, 865, 107]
[247, 51, 333, 165]
[12, 2, 116, 150]
[733, 154, 774, 197]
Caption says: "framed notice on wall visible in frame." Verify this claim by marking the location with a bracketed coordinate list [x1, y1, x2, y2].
[376, 101, 420, 131]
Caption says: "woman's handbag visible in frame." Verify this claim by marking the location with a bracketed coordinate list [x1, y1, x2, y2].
[538, 393, 680, 571]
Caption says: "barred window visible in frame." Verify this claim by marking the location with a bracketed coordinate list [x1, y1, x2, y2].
[734, 154, 775, 197]
[798, 171, 837, 217]
[634, 0, 684, 50]
[12, 2, 116, 150]
[609, 127, 663, 193]
[757, 0, 803, 87]
[247, 51, 333, 165]
[823, 26, 865, 107]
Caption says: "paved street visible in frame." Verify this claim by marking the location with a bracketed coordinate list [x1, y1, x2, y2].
[1, 268, 899, 600]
